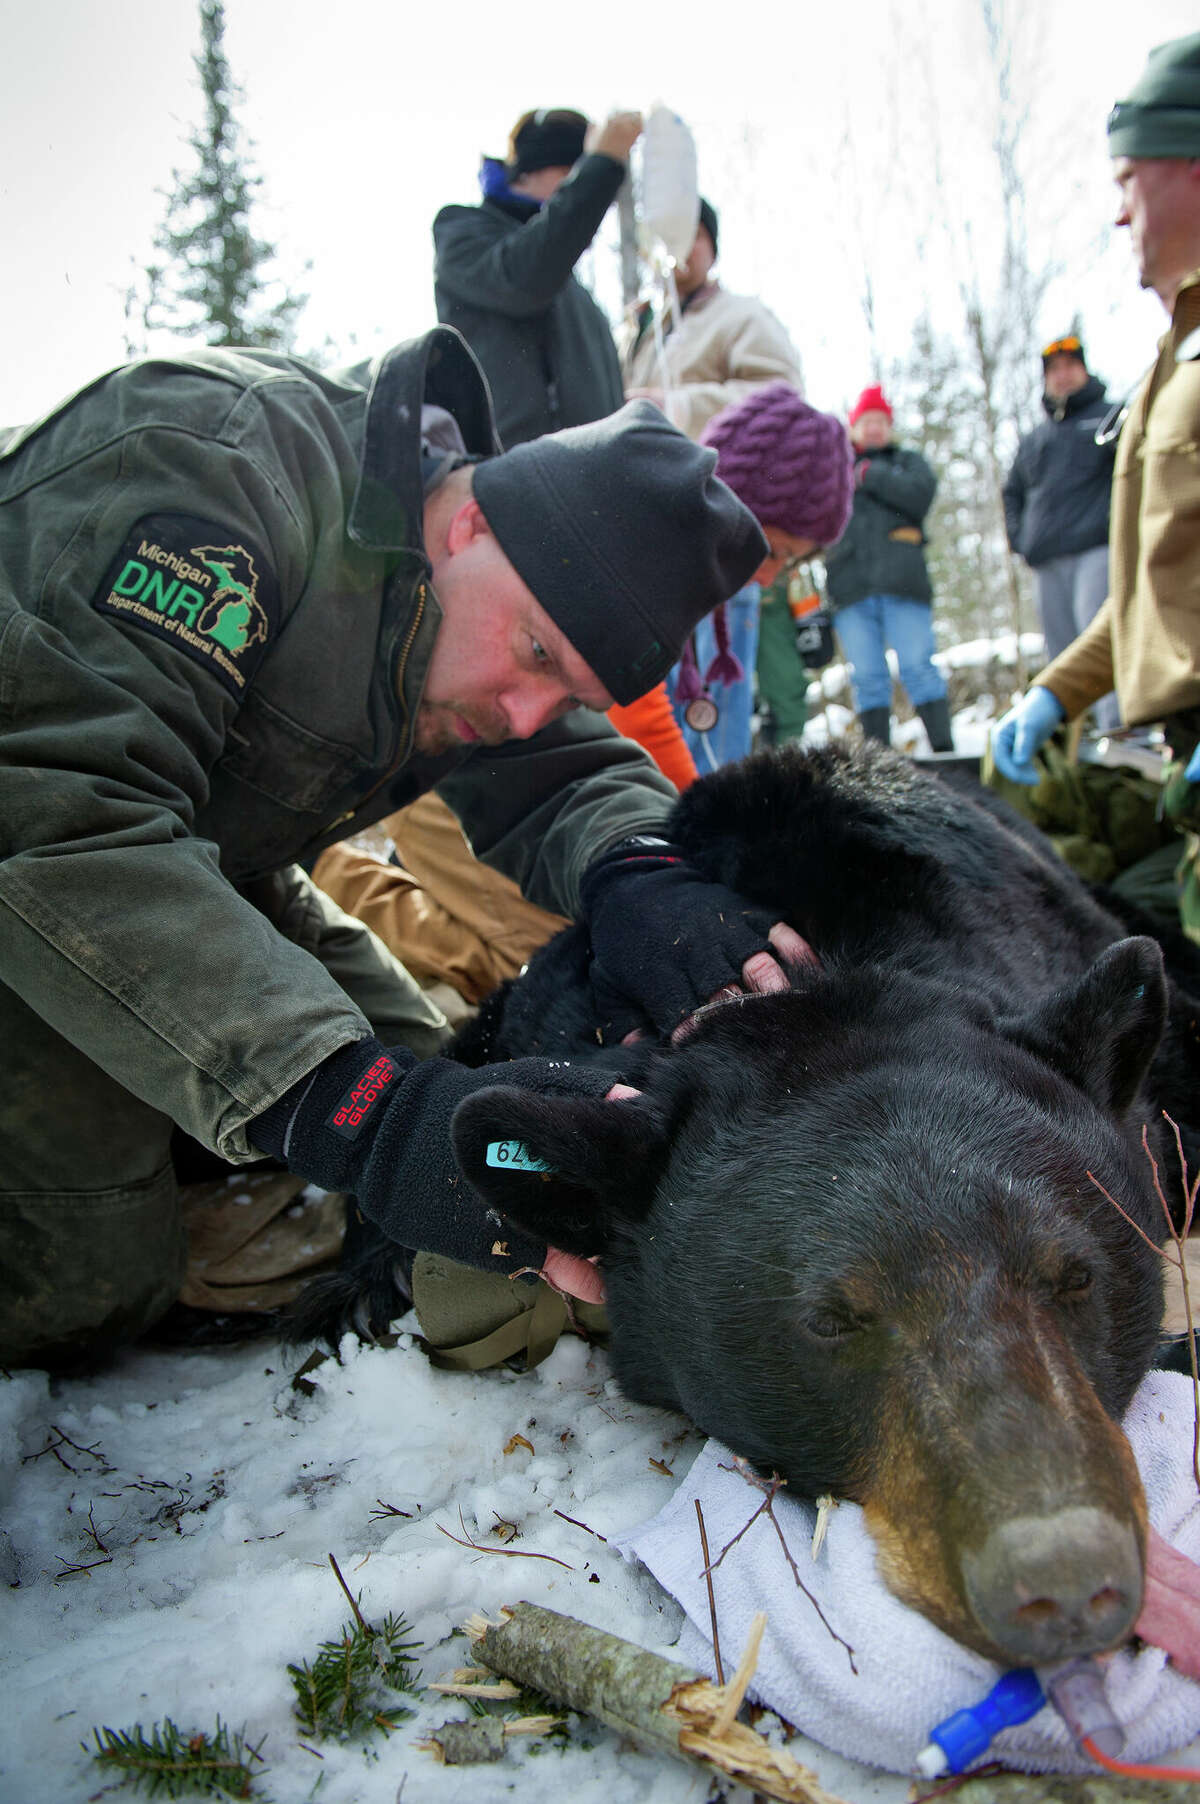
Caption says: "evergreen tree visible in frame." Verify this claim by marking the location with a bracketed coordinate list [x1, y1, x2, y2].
[135, 0, 306, 351]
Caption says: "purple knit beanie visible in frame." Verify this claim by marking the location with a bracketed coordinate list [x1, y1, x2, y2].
[700, 382, 854, 549]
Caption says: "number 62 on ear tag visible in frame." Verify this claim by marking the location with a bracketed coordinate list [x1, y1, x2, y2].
[485, 1139, 552, 1172]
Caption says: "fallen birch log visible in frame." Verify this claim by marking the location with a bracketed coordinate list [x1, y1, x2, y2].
[466, 1600, 848, 1804]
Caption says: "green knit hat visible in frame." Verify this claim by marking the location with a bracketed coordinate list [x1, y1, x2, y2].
[1107, 31, 1200, 159]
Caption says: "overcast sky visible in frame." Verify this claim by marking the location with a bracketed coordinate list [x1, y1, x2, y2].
[2, 0, 1197, 429]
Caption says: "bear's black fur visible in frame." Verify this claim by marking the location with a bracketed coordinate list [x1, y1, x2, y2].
[303, 743, 1200, 1664]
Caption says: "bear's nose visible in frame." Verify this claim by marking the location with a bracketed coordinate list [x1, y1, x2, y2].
[962, 1506, 1142, 1663]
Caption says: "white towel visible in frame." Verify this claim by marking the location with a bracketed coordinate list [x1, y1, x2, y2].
[617, 1369, 1200, 1775]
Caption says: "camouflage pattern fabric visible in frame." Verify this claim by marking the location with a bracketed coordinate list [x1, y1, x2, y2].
[982, 729, 1174, 885]
[1161, 758, 1200, 946]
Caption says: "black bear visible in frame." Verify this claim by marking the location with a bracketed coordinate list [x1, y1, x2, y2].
[315, 743, 1200, 1669]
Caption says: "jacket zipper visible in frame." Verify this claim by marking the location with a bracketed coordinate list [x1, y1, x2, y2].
[319, 580, 427, 836]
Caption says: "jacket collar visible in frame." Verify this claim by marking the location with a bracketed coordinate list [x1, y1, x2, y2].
[681, 278, 721, 316]
[1042, 373, 1106, 421]
[347, 327, 501, 556]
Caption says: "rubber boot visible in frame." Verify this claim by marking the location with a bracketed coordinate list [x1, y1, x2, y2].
[916, 696, 954, 753]
[858, 706, 891, 746]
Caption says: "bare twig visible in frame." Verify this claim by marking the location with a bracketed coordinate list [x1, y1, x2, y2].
[552, 1509, 608, 1543]
[54, 1554, 113, 1580]
[1090, 1111, 1200, 1492]
[1086, 1169, 1175, 1261]
[713, 1462, 856, 1673]
[1163, 1116, 1200, 1493]
[22, 1425, 107, 1473]
[327, 1551, 369, 1634]
[695, 1499, 725, 1685]
[437, 1511, 574, 1573]
[710, 1612, 766, 1741]
[369, 1498, 415, 1522]
[82, 1505, 109, 1555]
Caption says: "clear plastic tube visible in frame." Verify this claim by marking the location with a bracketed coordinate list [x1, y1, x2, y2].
[1044, 1658, 1125, 1761]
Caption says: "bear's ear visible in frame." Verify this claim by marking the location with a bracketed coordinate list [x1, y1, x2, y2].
[451, 1087, 671, 1255]
[1001, 936, 1167, 1115]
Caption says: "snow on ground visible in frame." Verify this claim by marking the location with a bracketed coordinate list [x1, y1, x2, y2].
[0, 647, 1116, 1804]
[0, 1323, 912, 1804]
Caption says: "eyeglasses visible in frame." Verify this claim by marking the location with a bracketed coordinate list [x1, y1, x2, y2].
[1042, 335, 1083, 359]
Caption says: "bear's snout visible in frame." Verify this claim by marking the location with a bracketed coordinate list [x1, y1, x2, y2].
[961, 1505, 1143, 1663]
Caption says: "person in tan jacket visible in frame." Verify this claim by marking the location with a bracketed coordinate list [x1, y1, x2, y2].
[990, 30, 1200, 932]
[620, 198, 803, 439]
[621, 198, 805, 766]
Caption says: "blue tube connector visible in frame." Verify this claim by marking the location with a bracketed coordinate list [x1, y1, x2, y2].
[915, 1668, 1047, 1778]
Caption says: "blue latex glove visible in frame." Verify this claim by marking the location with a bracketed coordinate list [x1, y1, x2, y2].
[990, 686, 1065, 786]
[1186, 743, 1200, 784]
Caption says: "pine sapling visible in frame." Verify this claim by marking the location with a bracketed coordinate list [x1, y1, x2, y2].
[288, 1553, 421, 1742]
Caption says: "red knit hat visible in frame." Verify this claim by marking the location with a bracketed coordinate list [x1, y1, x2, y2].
[699, 382, 854, 549]
[848, 384, 893, 427]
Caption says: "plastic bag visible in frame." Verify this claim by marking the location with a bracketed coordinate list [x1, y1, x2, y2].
[637, 103, 699, 268]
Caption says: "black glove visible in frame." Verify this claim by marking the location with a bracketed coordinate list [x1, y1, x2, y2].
[578, 837, 775, 1042]
[250, 1038, 613, 1275]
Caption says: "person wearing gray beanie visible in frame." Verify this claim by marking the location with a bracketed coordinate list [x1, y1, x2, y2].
[1106, 30, 1200, 163]
[991, 34, 1200, 947]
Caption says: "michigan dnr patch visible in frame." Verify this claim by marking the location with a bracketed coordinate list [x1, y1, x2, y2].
[92, 513, 280, 699]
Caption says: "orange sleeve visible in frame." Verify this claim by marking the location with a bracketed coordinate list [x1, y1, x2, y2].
[606, 683, 698, 790]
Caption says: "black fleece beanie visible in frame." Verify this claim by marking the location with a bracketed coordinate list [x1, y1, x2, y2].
[472, 400, 767, 705]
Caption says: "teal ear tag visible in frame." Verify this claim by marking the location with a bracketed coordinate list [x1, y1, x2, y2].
[485, 1139, 553, 1173]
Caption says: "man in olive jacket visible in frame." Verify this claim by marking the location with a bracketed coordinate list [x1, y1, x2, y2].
[0, 325, 802, 1370]
[434, 106, 637, 446]
[823, 385, 951, 751]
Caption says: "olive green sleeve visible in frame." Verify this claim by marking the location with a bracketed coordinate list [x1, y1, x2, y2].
[436, 709, 677, 917]
[0, 391, 371, 1161]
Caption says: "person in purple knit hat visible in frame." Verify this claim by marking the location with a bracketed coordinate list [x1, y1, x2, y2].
[668, 380, 854, 766]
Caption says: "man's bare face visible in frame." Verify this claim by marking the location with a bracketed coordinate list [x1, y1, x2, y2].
[415, 500, 615, 757]
[1112, 155, 1200, 304]
[1043, 354, 1089, 401]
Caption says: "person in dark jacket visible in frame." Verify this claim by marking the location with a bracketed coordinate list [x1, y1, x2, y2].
[1002, 335, 1119, 729]
[0, 326, 810, 1372]
[823, 385, 952, 750]
[433, 106, 639, 448]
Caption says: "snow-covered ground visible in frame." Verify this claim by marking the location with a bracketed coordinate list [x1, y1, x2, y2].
[2, 654, 1178, 1804]
[1, 1322, 910, 1804]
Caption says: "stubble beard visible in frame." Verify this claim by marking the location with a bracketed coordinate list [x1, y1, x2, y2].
[413, 704, 506, 756]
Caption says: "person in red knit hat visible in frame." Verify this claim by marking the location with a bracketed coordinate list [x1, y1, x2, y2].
[824, 386, 953, 750]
